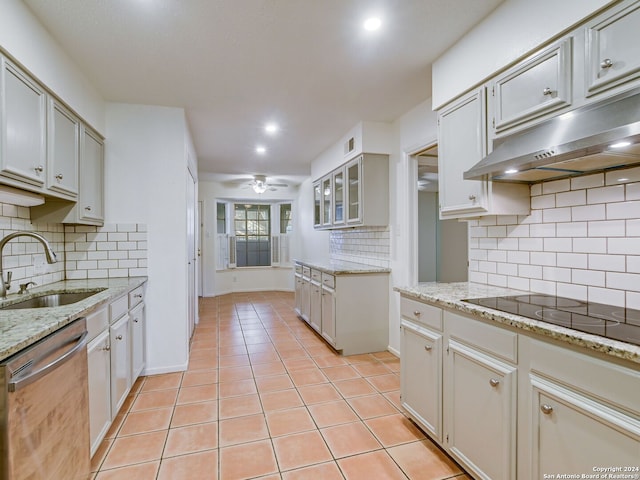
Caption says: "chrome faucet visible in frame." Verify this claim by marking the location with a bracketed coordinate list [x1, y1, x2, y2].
[0, 232, 57, 299]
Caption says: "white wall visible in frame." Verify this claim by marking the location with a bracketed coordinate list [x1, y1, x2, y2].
[0, 0, 105, 132]
[105, 103, 191, 375]
[432, 0, 614, 108]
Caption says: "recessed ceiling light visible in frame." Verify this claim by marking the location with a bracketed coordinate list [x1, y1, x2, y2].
[505, 169, 519, 174]
[255, 146, 266, 154]
[610, 141, 631, 149]
[363, 17, 382, 31]
[265, 123, 279, 135]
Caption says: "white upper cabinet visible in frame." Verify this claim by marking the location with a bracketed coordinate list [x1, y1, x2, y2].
[313, 153, 388, 229]
[47, 98, 79, 198]
[78, 126, 104, 224]
[490, 38, 573, 136]
[438, 88, 489, 218]
[585, 0, 640, 97]
[0, 55, 47, 189]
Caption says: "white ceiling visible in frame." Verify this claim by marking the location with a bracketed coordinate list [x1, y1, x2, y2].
[24, 0, 503, 184]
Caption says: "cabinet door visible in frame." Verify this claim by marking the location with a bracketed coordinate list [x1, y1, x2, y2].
[530, 374, 640, 478]
[309, 281, 322, 333]
[400, 319, 442, 441]
[87, 330, 111, 457]
[333, 168, 345, 226]
[294, 273, 303, 315]
[301, 276, 311, 323]
[130, 303, 145, 381]
[321, 285, 336, 347]
[492, 38, 572, 134]
[321, 176, 332, 227]
[0, 57, 47, 187]
[586, 1, 640, 96]
[110, 314, 131, 415]
[47, 98, 79, 197]
[438, 88, 488, 219]
[313, 182, 322, 228]
[79, 126, 104, 223]
[346, 157, 362, 224]
[446, 340, 517, 480]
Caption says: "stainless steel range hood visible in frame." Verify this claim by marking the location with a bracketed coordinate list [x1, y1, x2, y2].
[464, 87, 640, 183]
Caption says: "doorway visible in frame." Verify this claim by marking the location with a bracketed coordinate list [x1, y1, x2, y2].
[414, 145, 468, 283]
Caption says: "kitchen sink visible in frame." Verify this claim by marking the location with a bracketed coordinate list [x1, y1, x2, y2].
[0, 290, 105, 310]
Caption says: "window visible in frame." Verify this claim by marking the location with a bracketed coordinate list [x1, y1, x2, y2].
[234, 204, 271, 267]
[216, 202, 226, 234]
[280, 203, 292, 234]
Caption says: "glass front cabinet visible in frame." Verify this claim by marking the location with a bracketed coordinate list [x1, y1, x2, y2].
[313, 153, 388, 230]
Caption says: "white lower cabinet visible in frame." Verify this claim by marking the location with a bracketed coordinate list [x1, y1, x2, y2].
[446, 340, 517, 480]
[294, 273, 303, 315]
[130, 303, 145, 380]
[320, 283, 336, 347]
[110, 313, 131, 415]
[400, 318, 442, 441]
[399, 295, 639, 480]
[309, 275, 322, 333]
[86, 329, 111, 457]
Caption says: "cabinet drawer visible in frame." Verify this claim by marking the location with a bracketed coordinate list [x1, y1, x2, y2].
[302, 266, 311, 277]
[322, 273, 335, 288]
[86, 307, 108, 342]
[311, 269, 321, 282]
[528, 338, 640, 414]
[400, 297, 443, 332]
[295, 264, 302, 274]
[446, 310, 518, 363]
[109, 295, 128, 323]
[129, 286, 144, 308]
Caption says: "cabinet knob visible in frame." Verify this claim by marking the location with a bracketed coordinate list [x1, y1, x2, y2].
[134, 294, 143, 298]
[468, 194, 477, 202]
[489, 378, 500, 387]
[600, 58, 613, 69]
[540, 404, 554, 415]
[424, 345, 432, 352]
[413, 310, 422, 317]
[134, 318, 139, 323]
[102, 345, 111, 352]
[55, 173, 64, 181]
[34, 165, 44, 173]
[542, 87, 553, 96]
[115, 334, 123, 340]
[85, 206, 92, 211]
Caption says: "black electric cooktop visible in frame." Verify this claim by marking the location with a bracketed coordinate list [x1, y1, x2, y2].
[462, 294, 640, 347]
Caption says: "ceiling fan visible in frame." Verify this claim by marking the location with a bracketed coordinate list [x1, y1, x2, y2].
[225, 175, 289, 193]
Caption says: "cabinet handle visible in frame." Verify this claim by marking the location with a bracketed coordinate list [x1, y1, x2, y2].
[600, 58, 613, 69]
[55, 173, 64, 181]
[413, 310, 422, 317]
[489, 378, 500, 387]
[134, 318, 139, 323]
[115, 334, 123, 340]
[424, 345, 432, 352]
[34, 165, 44, 173]
[134, 294, 143, 298]
[102, 344, 111, 352]
[468, 194, 476, 202]
[540, 404, 554, 415]
[542, 87, 553, 96]
[85, 206, 92, 211]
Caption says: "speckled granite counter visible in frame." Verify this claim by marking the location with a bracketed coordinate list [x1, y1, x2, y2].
[0, 277, 147, 362]
[294, 259, 390, 275]
[394, 282, 640, 365]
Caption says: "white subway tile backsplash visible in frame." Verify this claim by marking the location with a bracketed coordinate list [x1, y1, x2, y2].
[571, 269, 605, 287]
[496, 215, 518, 225]
[487, 226, 506, 237]
[497, 237, 519, 250]
[626, 182, 640, 200]
[588, 254, 626, 272]
[531, 184, 542, 196]
[556, 190, 586, 207]
[605, 166, 640, 185]
[507, 251, 530, 264]
[542, 179, 570, 194]
[529, 223, 556, 238]
[543, 207, 571, 223]
[587, 185, 624, 204]
[543, 238, 572, 252]
[556, 283, 587, 301]
[543, 266, 572, 283]
[556, 253, 588, 269]
[530, 251, 556, 266]
[607, 200, 640, 220]
[487, 274, 508, 287]
[571, 173, 604, 190]
[628, 257, 640, 273]
[518, 238, 543, 251]
[588, 220, 626, 237]
[588, 286, 625, 307]
[497, 262, 519, 276]
[571, 204, 606, 221]
[531, 194, 556, 210]
[608, 238, 640, 255]
[572, 237, 606, 254]
[329, 226, 390, 268]
[529, 279, 556, 295]
[607, 272, 640, 292]
[556, 222, 587, 238]
[487, 250, 507, 262]
[626, 292, 640, 310]
[519, 264, 542, 279]
[507, 276, 530, 291]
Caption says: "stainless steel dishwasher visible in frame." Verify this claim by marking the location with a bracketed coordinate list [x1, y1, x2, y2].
[0, 318, 90, 480]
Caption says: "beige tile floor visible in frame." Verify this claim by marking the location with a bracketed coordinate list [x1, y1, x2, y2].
[91, 291, 471, 480]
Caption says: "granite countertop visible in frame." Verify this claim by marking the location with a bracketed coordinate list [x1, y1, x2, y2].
[294, 259, 391, 275]
[0, 277, 147, 362]
[394, 282, 640, 365]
